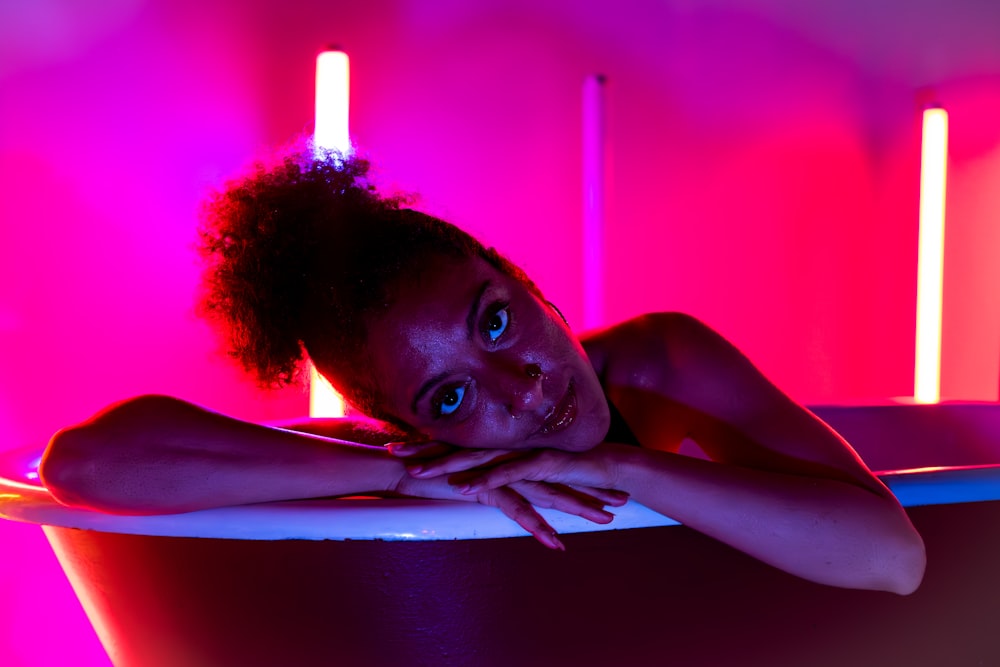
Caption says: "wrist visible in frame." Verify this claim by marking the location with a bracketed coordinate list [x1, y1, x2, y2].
[601, 442, 651, 495]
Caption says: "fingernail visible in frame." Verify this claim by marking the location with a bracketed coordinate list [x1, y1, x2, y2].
[550, 533, 566, 551]
[456, 484, 473, 494]
[406, 464, 424, 476]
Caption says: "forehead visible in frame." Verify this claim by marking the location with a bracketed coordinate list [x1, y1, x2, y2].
[381, 255, 498, 336]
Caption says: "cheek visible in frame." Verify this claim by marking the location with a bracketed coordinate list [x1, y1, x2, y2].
[431, 404, 525, 449]
[452, 416, 518, 448]
[546, 319, 590, 365]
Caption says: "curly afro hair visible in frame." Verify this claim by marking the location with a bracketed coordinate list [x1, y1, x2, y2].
[197, 146, 538, 421]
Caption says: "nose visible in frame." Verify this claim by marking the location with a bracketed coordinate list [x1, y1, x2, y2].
[502, 363, 545, 418]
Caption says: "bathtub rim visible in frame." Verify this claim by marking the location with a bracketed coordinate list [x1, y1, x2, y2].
[2, 444, 1000, 541]
[0, 444, 679, 541]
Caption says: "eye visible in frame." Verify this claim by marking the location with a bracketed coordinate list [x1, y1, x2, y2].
[434, 384, 466, 417]
[485, 305, 510, 343]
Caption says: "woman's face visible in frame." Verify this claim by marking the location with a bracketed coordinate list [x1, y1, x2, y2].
[367, 255, 610, 451]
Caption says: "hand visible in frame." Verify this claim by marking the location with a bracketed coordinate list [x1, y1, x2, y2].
[446, 444, 627, 498]
[388, 441, 629, 549]
[388, 439, 513, 477]
[388, 440, 628, 505]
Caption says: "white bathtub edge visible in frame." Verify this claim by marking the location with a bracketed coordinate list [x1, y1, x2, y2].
[3, 448, 1000, 541]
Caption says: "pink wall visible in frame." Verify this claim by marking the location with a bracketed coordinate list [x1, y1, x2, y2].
[1, 1, 998, 664]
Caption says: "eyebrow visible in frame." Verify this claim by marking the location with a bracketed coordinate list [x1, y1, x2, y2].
[410, 280, 492, 415]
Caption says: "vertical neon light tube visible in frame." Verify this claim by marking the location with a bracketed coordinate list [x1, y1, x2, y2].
[582, 74, 606, 331]
[310, 48, 351, 418]
[914, 106, 948, 404]
[315, 49, 350, 157]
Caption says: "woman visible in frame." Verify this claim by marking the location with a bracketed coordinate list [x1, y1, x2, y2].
[40, 148, 925, 594]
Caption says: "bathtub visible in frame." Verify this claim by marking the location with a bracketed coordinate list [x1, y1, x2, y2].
[2, 402, 1000, 667]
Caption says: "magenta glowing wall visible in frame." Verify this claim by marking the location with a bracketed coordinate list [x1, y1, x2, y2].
[2, 1, 1000, 665]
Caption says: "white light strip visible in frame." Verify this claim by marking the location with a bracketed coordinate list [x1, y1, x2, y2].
[309, 364, 345, 418]
[914, 107, 948, 404]
[582, 74, 606, 330]
[309, 48, 351, 417]
[314, 49, 351, 154]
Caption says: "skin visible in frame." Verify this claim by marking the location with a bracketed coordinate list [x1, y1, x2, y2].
[40, 253, 926, 593]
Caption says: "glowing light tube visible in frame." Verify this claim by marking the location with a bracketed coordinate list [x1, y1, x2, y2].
[309, 365, 344, 418]
[582, 74, 606, 330]
[914, 107, 949, 404]
[314, 49, 350, 154]
[310, 48, 351, 417]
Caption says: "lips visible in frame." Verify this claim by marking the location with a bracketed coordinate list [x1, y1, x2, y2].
[533, 380, 577, 437]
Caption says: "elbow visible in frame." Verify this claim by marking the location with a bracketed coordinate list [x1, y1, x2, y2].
[40, 425, 102, 510]
[41, 423, 160, 514]
[39, 395, 185, 513]
[883, 530, 927, 596]
[864, 523, 926, 596]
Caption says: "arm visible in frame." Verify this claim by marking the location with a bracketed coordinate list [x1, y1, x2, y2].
[267, 414, 407, 444]
[40, 394, 618, 549]
[594, 313, 925, 594]
[612, 446, 923, 593]
[40, 395, 409, 514]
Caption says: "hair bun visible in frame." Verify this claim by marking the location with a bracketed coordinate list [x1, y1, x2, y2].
[196, 148, 398, 388]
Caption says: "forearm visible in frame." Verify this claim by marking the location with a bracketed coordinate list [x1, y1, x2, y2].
[40, 395, 406, 514]
[615, 447, 926, 594]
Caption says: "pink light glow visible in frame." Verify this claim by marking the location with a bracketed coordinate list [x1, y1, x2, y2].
[2, 2, 1000, 665]
[915, 107, 949, 404]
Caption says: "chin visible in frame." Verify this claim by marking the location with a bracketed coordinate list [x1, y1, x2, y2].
[553, 417, 608, 452]
[556, 439, 602, 452]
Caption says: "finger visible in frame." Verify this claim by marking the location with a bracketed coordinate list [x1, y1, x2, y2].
[386, 441, 455, 458]
[484, 487, 565, 551]
[457, 454, 550, 492]
[512, 481, 615, 524]
[407, 448, 516, 478]
[572, 485, 630, 507]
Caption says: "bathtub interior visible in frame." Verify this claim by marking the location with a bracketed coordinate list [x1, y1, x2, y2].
[811, 402, 1000, 471]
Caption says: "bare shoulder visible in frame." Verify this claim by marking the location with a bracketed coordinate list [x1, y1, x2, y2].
[586, 313, 885, 488]
[582, 312, 723, 394]
[581, 313, 737, 451]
